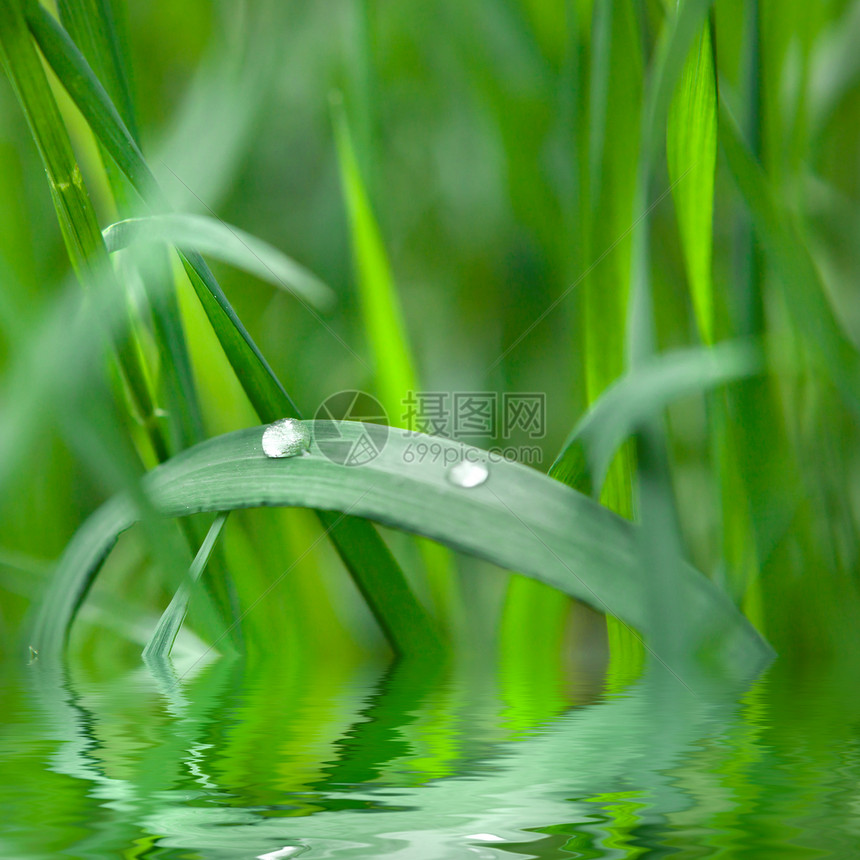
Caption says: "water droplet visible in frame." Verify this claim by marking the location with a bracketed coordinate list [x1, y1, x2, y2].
[257, 846, 308, 860]
[447, 459, 489, 488]
[262, 418, 310, 459]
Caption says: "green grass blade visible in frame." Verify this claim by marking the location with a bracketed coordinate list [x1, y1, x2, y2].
[24, 1, 298, 422]
[0, 0, 167, 462]
[1, 0, 107, 276]
[499, 0, 592, 697]
[711, 2, 775, 621]
[30, 423, 774, 672]
[52, 0, 204, 451]
[331, 94, 456, 623]
[312, 510, 444, 657]
[582, 0, 642, 408]
[22, 5, 431, 643]
[331, 95, 418, 424]
[176, 249, 301, 421]
[587, 0, 612, 201]
[0, 257, 430, 661]
[24, 1, 158, 201]
[551, 341, 762, 493]
[583, 0, 643, 678]
[120, 247, 204, 450]
[174, 251, 438, 656]
[627, 0, 717, 364]
[55, 0, 137, 137]
[639, 0, 716, 175]
[719, 100, 860, 415]
[505, 0, 645, 684]
[610, 0, 716, 673]
[667, 17, 717, 344]
[104, 215, 335, 310]
[142, 512, 229, 662]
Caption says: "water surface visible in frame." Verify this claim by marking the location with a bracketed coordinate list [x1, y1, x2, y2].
[1, 649, 858, 858]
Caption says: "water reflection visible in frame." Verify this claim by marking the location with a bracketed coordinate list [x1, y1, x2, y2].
[2, 647, 859, 858]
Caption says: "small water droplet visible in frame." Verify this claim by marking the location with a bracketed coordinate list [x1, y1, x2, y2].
[262, 418, 310, 459]
[447, 459, 489, 488]
[257, 846, 308, 860]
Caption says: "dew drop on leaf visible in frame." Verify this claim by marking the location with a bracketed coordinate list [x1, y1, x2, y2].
[262, 418, 311, 458]
[447, 459, 489, 488]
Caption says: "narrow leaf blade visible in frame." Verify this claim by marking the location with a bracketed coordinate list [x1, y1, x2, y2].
[332, 97, 418, 424]
[719, 101, 860, 415]
[551, 341, 762, 493]
[667, 20, 717, 344]
[104, 215, 335, 309]
[142, 512, 229, 662]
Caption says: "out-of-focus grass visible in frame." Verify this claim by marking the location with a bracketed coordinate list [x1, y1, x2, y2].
[1, 0, 860, 677]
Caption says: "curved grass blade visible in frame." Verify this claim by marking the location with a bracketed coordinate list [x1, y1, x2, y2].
[104, 215, 335, 310]
[30, 423, 774, 673]
[719, 100, 860, 416]
[0, 261, 430, 662]
[142, 513, 229, 662]
[551, 341, 762, 494]
[667, 18, 717, 344]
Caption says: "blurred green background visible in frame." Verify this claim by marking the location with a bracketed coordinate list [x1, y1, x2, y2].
[2, 0, 860, 676]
